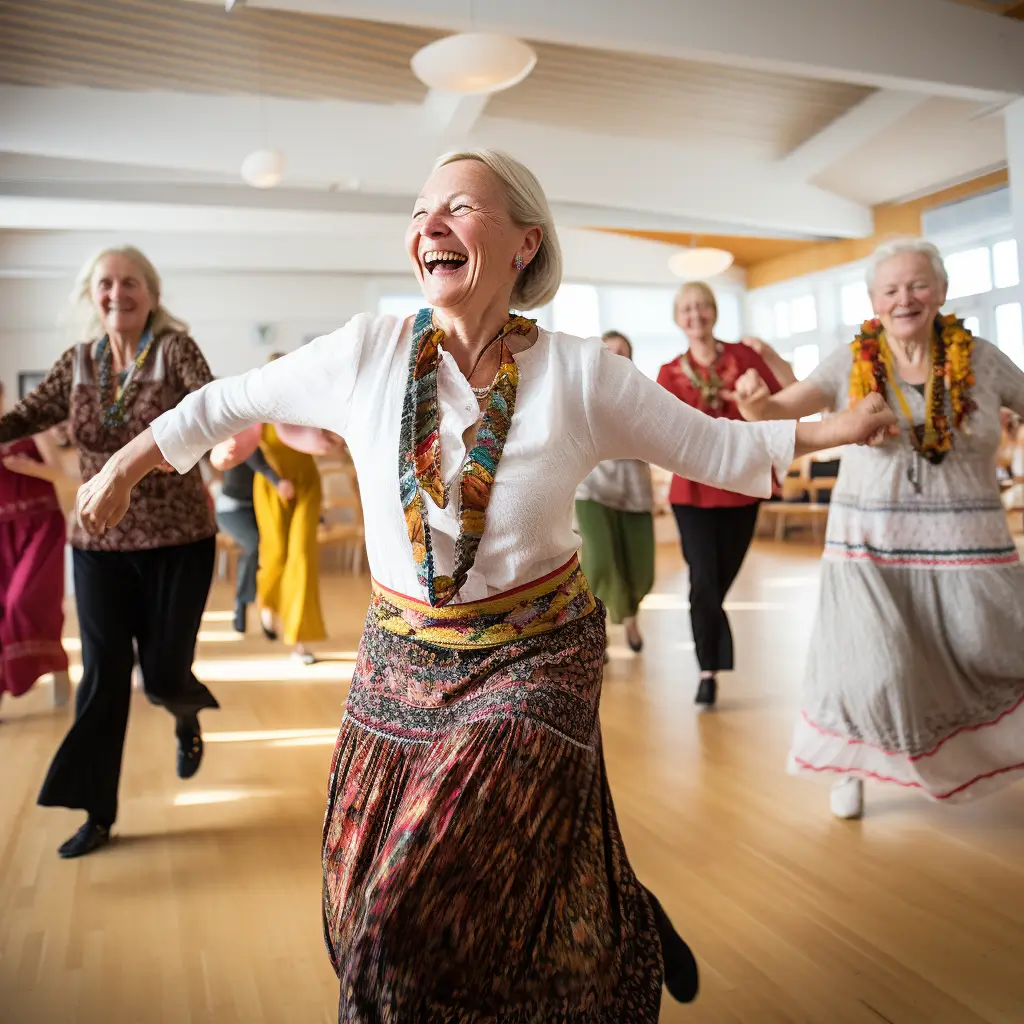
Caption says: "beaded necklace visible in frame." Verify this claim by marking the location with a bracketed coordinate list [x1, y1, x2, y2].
[398, 307, 535, 607]
[678, 342, 726, 412]
[97, 321, 156, 428]
[848, 314, 976, 464]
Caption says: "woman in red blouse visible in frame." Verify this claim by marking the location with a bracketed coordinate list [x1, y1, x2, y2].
[657, 282, 796, 707]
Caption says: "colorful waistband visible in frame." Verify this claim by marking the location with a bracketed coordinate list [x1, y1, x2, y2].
[369, 556, 597, 650]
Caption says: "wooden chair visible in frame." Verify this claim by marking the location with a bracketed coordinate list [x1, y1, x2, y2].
[758, 455, 837, 541]
[1003, 477, 1024, 535]
[215, 531, 241, 580]
[317, 460, 366, 574]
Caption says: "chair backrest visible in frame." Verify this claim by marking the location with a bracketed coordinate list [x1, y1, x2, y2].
[319, 461, 363, 529]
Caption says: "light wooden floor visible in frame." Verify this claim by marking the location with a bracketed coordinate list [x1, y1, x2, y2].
[1, 539, 1022, 1023]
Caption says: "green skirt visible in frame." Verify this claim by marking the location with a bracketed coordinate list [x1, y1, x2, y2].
[575, 500, 655, 624]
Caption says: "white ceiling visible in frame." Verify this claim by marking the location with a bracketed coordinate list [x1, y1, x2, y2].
[1, 0, 1022, 275]
[813, 97, 1010, 206]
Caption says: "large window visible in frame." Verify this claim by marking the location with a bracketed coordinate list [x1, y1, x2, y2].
[790, 294, 818, 334]
[840, 280, 873, 326]
[996, 302, 1024, 369]
[992, 239, 1019, 290]
[551, 283, 602, 338]
[791, 343, 820, 380]
[755, 293, 818, 342]
[598, 285, 678, 381]
[945, 246, 993, 300]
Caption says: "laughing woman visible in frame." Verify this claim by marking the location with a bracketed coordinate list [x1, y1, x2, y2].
[0, 246, 218, 858]
[735, 238, 1024, 819]
[74, 150, 894, 1020]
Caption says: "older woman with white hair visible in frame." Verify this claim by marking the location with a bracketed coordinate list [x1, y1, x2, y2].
[0, 246, 219, 858]
[75, 151, 893, 1018]
[735, 237, 1024, 820]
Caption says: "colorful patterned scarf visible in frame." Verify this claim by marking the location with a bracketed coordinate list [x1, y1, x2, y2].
[398, 307, 534, 607]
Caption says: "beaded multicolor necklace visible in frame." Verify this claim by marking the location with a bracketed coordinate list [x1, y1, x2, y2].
[97, 321, 156, 428]
[398, 307, 535, 607]
[848, 314, 976, 464]
[678, 343, 726, 412]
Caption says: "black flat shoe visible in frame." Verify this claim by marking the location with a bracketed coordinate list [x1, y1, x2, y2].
[176, 714, 203, 779]
[58, 820, 111, 859]
[647, 891, 699, 1003]
[695, 676, 717, 707]
[261, 617, 277, 642]
[233, 602, 247, 634]
[627, 633, 644, 654]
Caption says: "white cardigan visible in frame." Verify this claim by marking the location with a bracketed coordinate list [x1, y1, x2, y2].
[153, 313, 795, 603]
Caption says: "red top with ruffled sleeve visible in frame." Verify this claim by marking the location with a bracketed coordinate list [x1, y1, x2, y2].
[656, 342, 782, 508]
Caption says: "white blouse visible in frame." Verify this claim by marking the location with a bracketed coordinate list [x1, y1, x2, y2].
[153, 313, 795, 603]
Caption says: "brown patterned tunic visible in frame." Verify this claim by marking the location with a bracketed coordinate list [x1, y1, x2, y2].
[0, 331, 216, 552]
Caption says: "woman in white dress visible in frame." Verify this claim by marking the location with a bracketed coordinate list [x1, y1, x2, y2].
[73, 150, 893, 1020]
[735, 238, 1024, 819]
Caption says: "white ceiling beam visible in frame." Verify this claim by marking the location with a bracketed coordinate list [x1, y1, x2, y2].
[779, 89, 930, 182]
[421, 90, 491, 137]
[0, 177, 813, 238]
[0, 85, 872, 237]
[186, 0, 1024, 101]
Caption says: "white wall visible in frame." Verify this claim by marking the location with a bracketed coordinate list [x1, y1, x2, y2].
[0, 271, 422, 394]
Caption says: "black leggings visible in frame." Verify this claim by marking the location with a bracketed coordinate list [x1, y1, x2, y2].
[37, 537, 218, 826]
[672, 504, 759, 674]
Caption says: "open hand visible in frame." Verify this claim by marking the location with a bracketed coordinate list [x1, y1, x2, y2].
[2, 453, 44, 478]
[740, 336, 771, 357]
[836, 393, 899, 447]
[732, 368, 772, 421]
[277, 479, 296, 502]
[75, 463, 132, 536]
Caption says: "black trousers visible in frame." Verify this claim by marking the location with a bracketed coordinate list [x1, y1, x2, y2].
[38, 537, 218, 826]
[216, 506, 260, 608]
[672, 503, 760, 674]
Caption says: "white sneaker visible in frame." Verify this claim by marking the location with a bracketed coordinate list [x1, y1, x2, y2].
[829, 776, 864, 820]
[52, 670, 71, 708]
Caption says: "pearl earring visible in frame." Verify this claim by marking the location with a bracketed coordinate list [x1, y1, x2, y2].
[514, 253, 525, 272]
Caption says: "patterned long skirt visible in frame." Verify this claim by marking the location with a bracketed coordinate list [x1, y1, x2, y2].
[0, 500, 68, 699]
[321, 560, 666, 1021]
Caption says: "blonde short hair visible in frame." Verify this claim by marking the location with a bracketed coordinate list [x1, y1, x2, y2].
[71, 245, 188, 340]
[674, 281, 718, 322]
[866, 237, 949, 291]
[434, 149, 562, 310]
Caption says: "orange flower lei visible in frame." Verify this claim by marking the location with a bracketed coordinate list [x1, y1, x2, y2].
[849, 314, 976, 460]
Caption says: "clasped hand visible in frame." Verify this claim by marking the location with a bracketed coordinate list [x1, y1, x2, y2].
[76, 461, 132, 536]
[733, 368, 898, 447]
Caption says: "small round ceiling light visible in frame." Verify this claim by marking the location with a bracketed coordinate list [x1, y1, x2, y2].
[668, 247, 734, 280]
[241, 149, 285, 189]
[411, 33, 537, 95]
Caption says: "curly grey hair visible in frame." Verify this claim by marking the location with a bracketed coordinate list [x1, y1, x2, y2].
[866, 237, 949, 292]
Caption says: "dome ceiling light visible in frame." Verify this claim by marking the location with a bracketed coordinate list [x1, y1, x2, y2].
[668, 246, 735, 280]
[241, 148, 285, 189]
[411, 33, 537, 95]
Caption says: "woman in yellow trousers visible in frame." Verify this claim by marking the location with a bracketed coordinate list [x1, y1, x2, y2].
[254, 424, 326, 664]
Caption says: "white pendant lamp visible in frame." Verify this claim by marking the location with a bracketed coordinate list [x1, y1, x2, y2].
[241, 148, 285, 189]
[411, 33, 537, 95]
[669, 246, 734, 280]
